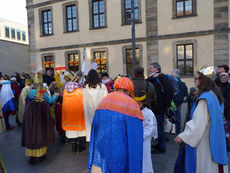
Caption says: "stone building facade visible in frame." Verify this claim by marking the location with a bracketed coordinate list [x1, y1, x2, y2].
[0, 18, 30, 74]
[26, 0, 230, 85]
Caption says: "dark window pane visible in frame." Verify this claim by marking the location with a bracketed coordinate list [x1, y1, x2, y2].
[93, 2, 99, 14]
[73, 19, 77, 30]
[44, 24, 48, 34]
[43, 12, 47, 23]
[67, 7, 72, 18]
[100, 14, 105, 26]
[48, 11, 52, 22]
[94, 51, 107, 73]
[11, 28, 15, 38]
[48, 23, 52, 34]
[186, 60, 193, 75]
[126, 48, 140, 75]
[125, 10, 132, 21]
[134, 9, 139, 19]
[72, 6, 77, 17]
[178, 61, 185, 76]
[5, 27, 10, 38]
[94, 15, 99, 28]
[68, 19, 72, 31]
[176, 1, 184, 16]
[17, 30, 21, 40]
[125, 0, 131, 9]
[186, 45, 193, 59]
[22, 31, 26, 41]
[185, 0, 192, 15]
[177, 45, 184, 59]
[99, 1, 104, 13]
[134, 0, 138, 7]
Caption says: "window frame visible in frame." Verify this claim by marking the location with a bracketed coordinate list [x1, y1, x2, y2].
[88, 0, 107, 30]
[122, 44, 143, 75]
[121, 0, 142, 25]
[62, 1, 79, 33]
[91, 48, 109, 73]
[172, 0, 197, 19]
[65, 50, 81, 72]
[39, 7, 54, 37]
[41, 53, 55, 72]
[176, 44, 194, 76]
[5, 26, 10, 38]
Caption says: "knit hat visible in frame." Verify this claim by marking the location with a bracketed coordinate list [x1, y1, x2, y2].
[219, 72, 229, 78]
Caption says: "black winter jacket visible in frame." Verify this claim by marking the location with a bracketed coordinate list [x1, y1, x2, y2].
[147, 73, 173, 115]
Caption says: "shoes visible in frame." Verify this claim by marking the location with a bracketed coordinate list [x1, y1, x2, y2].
[151, 144, 159, 149]
[28, 157, 38, 165]
[151, 148, 166, 154]
[38, 154, 47, 162]
[6, 126, 15, 131]
[72, 143, 76, 154]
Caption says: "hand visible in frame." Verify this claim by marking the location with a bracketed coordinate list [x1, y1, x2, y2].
[174, 136, 183, 144]
[55, 93, 60, 96]
[153, 73, 160, 78]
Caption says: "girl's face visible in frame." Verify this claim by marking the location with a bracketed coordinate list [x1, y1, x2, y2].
[194, 73, 200, 88]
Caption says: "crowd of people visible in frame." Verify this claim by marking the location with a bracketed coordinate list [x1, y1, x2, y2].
[0, 63, 229, 173]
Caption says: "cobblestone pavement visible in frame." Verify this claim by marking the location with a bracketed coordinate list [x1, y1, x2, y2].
[0, 103, 229, 173]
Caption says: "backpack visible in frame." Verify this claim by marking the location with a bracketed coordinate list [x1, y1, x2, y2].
[166, 74, 179, 97]
[173, 79, 188, 105]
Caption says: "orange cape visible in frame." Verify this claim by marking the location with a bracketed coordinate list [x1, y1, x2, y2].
[62, 88, 85, 131]
[97, 91, 144, 121]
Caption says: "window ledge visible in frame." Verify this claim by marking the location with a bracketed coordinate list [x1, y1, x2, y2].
[63, 30, 80, 34]
[89, 26, 108, 30]
[121, 20, 142, 26]
[40, 33, 54, 37]
[172, 14, 198, 20]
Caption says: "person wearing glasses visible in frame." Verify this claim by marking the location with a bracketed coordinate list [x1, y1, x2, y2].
[175, 71, 228, 173]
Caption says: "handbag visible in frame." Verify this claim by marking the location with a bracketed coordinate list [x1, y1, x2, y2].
[174, 143, 185, 173]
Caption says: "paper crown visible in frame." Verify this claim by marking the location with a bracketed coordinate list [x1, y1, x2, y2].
[33, 73, 43, 84]
[25, 78, 32, 85]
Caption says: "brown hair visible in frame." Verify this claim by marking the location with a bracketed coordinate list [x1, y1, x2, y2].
[195, 71, 223, 104]
[83, 69, 101, 89]
[133, 66, 144, 78]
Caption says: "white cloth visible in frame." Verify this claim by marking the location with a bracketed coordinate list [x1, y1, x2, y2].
[142, 107, 158, 173]
[179, 100, 228, 173]
[0, 80, 14, 108]
[18, 85, 30, 123]
[82, 60, 89, 76]
[65, 130, 86, 139]
[83, 84, 108, 142]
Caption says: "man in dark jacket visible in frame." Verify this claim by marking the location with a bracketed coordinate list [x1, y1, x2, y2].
[132, 66, 156, 109]
[147, 63, 173, 154]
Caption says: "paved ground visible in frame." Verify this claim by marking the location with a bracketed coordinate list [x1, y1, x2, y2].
[0, 103, 229, 173]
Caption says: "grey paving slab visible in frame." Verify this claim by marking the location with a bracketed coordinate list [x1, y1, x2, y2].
[0, 103, 229, 173]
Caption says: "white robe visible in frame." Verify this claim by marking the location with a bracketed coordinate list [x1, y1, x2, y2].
[179, 100, 228, 173]
[18, 85, 30, 124]
[142, 107, 158, 173]
[83, 84, 108, 142]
